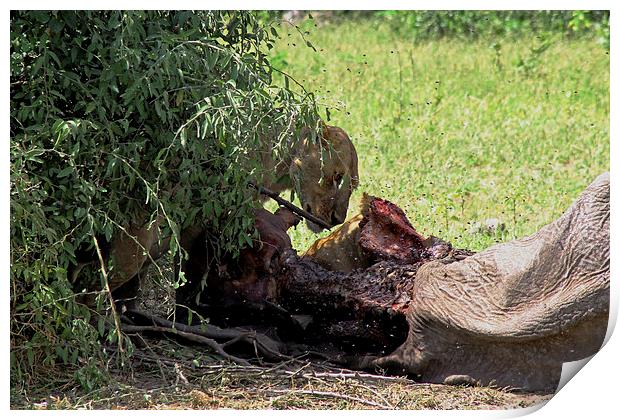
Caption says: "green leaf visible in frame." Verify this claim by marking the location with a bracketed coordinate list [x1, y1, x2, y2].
[175, 90, 185, 106]
[31, 55, 46, 75]
[180, 128, 187, 147]
[57, 166, 74, 178]
[47, 50, 62, 67]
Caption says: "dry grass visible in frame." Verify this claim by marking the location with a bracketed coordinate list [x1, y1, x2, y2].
[11, 336, 552, 410]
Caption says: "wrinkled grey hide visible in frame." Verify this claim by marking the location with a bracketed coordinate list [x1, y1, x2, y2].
[372, 173, 610, 391]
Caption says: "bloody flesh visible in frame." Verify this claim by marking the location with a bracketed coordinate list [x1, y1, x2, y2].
[189, 197, 473, 362]
[358, 197, 427, 264]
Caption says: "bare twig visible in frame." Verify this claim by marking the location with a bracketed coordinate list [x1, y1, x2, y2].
[174, 363, 190, 385]
[124, 309, 289, 361]
[120, 324, 251, 366]
[354, 382, 395, 409]
[125, 309, 291, 360]
[255, 388, 394, 410]
[92, 232, 124, 354]
[284, 370, 410, 384]
[130, 349, 195, 370]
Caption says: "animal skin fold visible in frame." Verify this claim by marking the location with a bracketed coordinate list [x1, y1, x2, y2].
[369, 173, 609, 391]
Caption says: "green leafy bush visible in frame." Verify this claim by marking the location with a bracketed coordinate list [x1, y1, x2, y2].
[374, 10, 609, 43]
[10, 10, 318, 390]
[568, 10, 610, 49]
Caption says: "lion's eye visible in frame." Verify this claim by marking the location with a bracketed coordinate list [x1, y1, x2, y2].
[334, 173, 343, 188]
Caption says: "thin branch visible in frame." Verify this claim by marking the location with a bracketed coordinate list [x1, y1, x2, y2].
[271, 66, 311, 96]
[249, 182, 331, 230]
[255, 388, 394, 410]
[124, 309, 289, 362]
[91, 232, 124, 354]
[120, 324, 250, 366]
[283, 370, 410, 384]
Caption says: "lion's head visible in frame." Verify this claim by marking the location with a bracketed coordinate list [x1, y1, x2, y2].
[290, 124, 359, 233]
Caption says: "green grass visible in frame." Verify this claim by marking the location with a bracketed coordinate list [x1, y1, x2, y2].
[269, 19, 609, 252]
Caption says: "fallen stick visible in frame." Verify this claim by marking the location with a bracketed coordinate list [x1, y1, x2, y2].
[249, 182, 332, 230]
[283, 370, 410, 383]
[254, 388, 394, 410]
[121, 324, 251, 366]
[123, 309, 289, 362]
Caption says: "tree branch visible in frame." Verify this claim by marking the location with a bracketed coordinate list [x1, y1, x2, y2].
[249, 182, 331, 230]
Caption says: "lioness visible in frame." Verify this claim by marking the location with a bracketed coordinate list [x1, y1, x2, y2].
[260, 123, 359, 232]
[73, 123, 359, 308]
